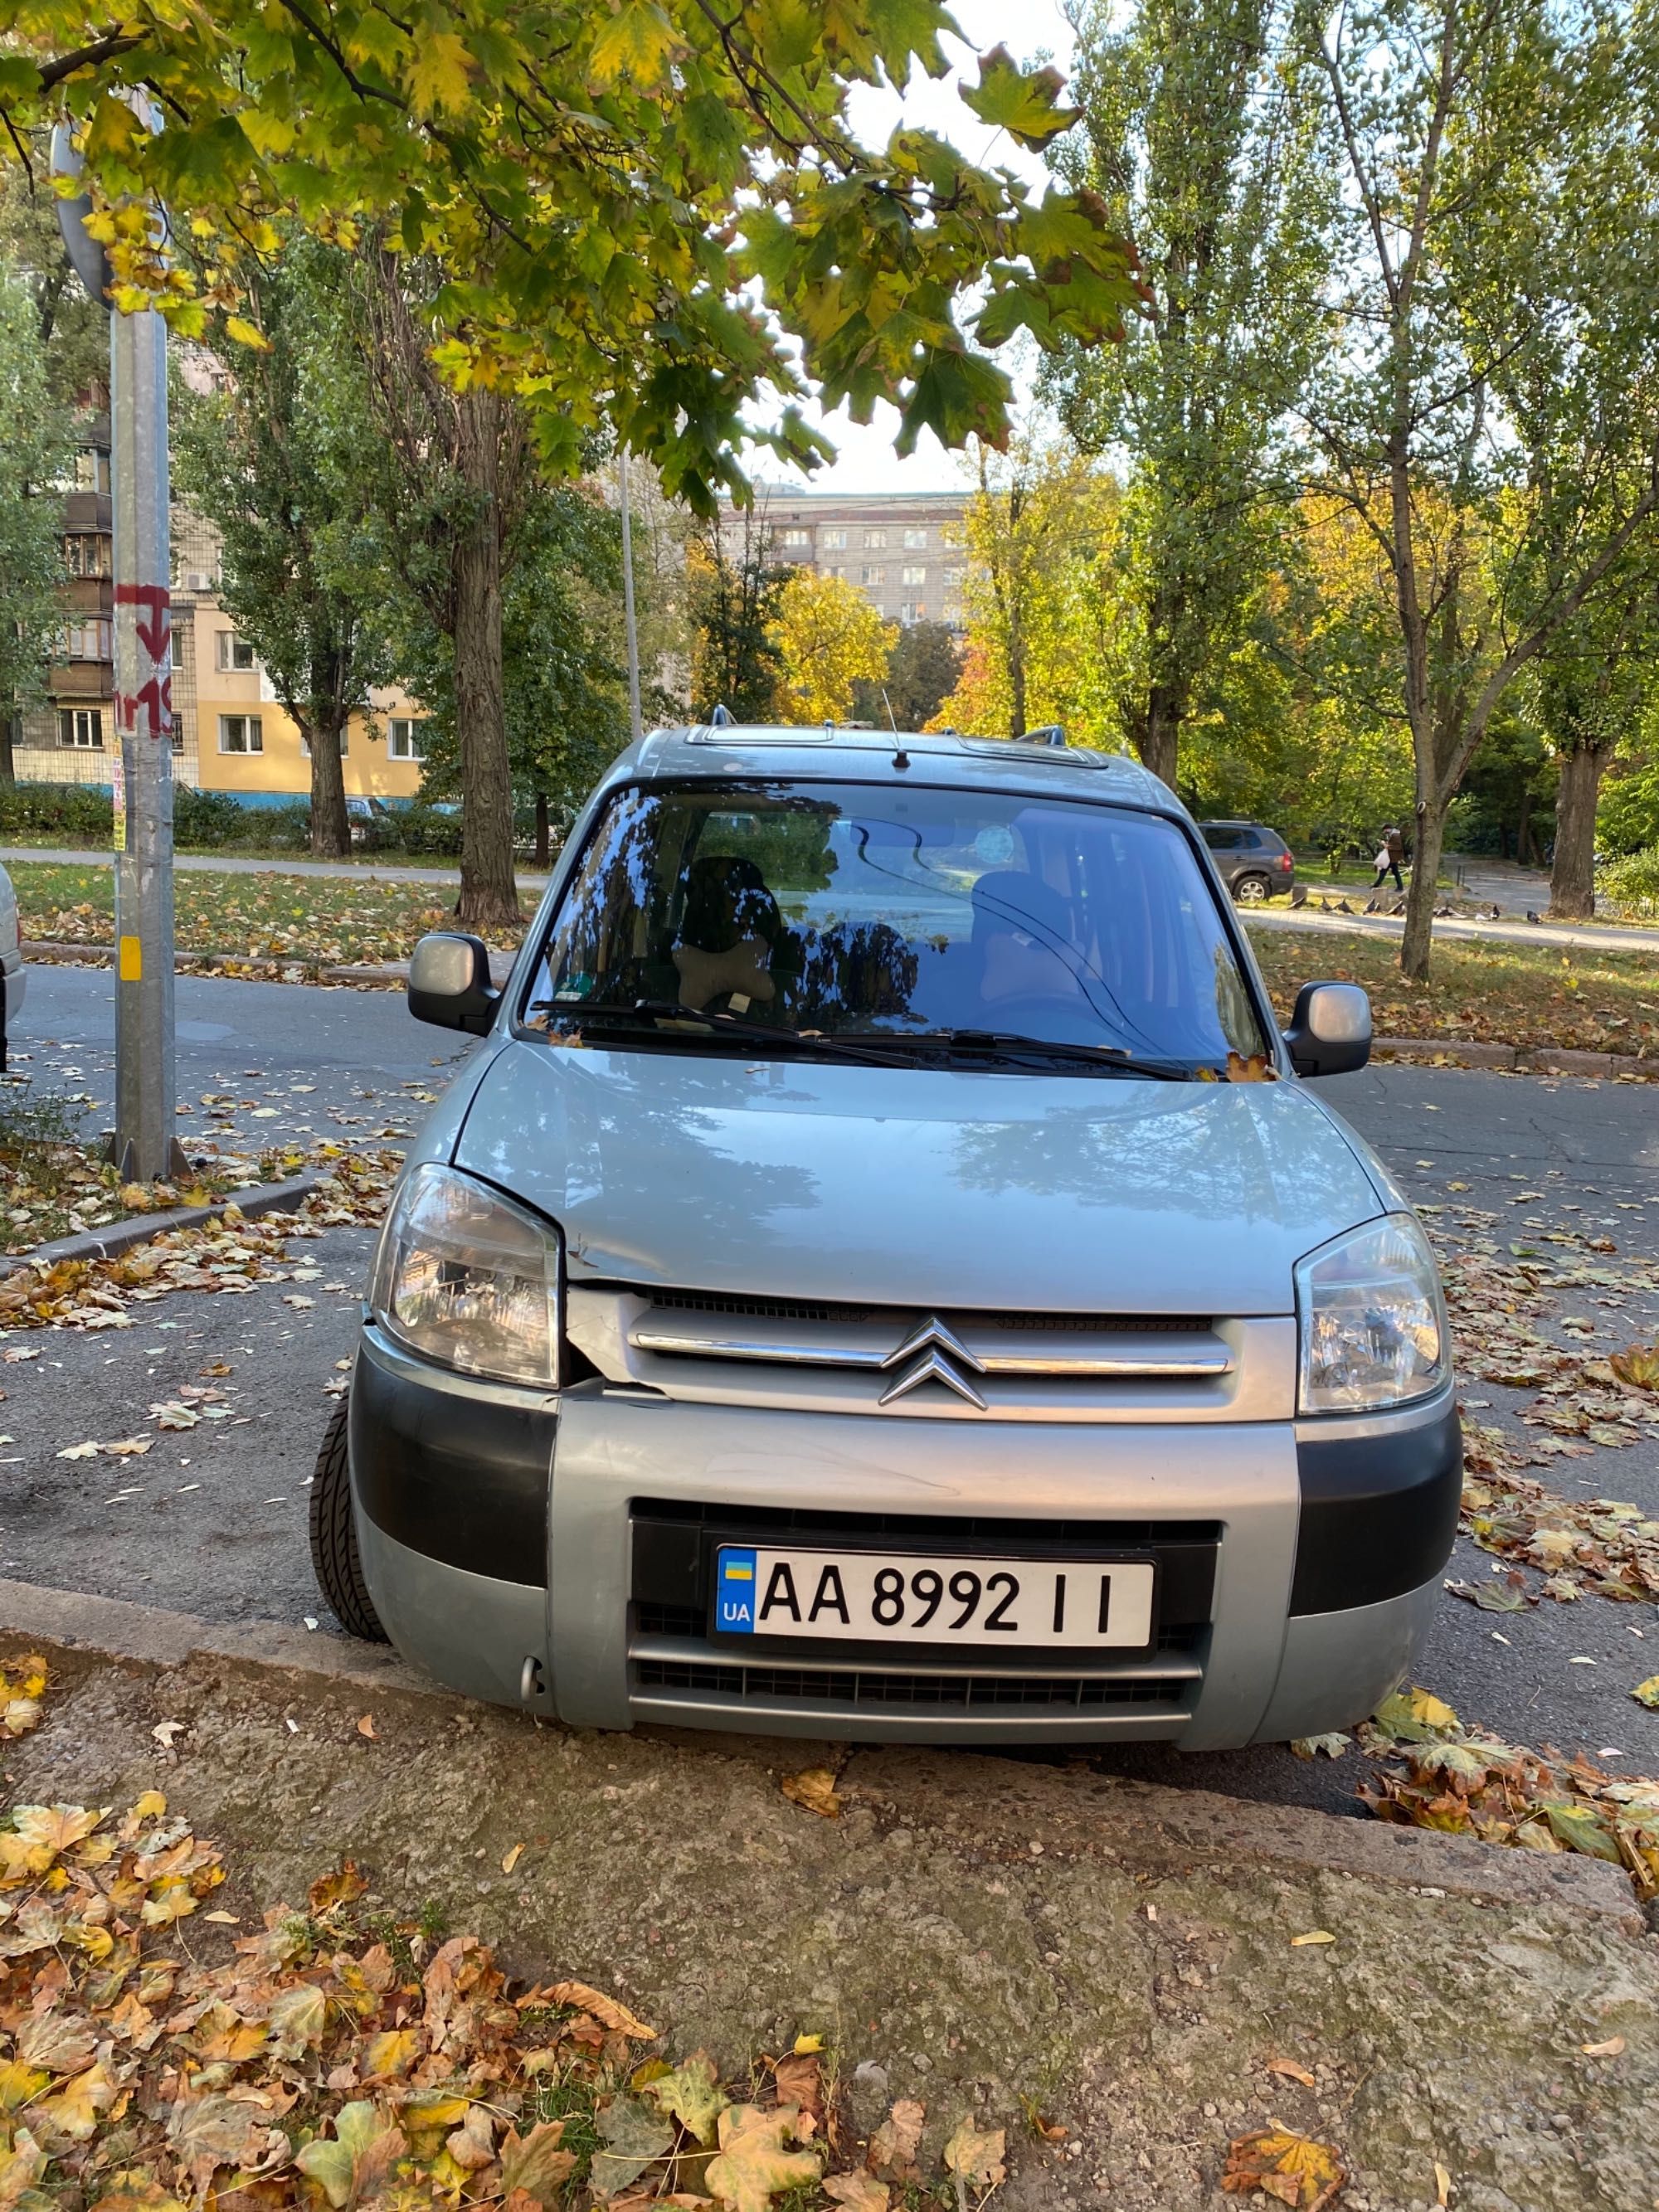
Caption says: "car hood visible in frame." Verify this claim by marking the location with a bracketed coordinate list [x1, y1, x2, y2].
[453, 1040, 1388, 1317]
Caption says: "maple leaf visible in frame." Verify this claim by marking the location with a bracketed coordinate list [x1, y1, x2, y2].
[498, 2120, 577, 2205]
[591, 2093, 675, 2196]
[405, 30, 474, 115]
[0, 2129, 46, 2209]
[645, 2051, 731, 2146]
[589, 0, 679, 87]
[1632, 1676, 1659, 1709]
[308, 1860, 368, 1918]
[958, 44, 1079, 148]
[942, 2117, 1005, 2189]
[86, 2178, 190, 2212]
[1609, 1343, 1659, 1388]
[868, 2100, 926, 2179]
[35, 2059, 122, 2144]
[1220, 2127, 1345, 2210]
[825, 2176, 890, 2212]
[294, 2100, 406, 2210]
[704, 2104, 820, 2212]
[0, 2059, 50, 2112]
[268, 1981, 328, 2059]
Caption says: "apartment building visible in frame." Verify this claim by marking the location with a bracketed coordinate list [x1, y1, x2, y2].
[723, 486, 969, 630]
[12, 480, 426, 805]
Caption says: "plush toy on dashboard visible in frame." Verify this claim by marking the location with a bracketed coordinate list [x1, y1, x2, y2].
[674, 853, 782, 1014]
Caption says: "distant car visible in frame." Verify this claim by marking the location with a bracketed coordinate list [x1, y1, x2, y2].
[1200, 820, 1296, 903]
[0, 863, 24, 1072]
[347, 796, 397, 848]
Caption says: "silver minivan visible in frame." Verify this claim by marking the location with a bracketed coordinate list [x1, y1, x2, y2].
[313, 724, 1458, 1748]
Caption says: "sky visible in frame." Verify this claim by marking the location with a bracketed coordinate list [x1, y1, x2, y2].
[760, 0, 1079, 497]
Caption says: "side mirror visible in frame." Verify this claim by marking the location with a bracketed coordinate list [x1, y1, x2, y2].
[407, 931, 500, 1035]
[1282, 981, 1371, 1077]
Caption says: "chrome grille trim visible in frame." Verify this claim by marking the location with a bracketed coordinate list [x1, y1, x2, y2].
[627, 1302, 1233, 1378]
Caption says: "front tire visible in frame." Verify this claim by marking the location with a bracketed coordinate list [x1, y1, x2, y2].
[309, 1393, 388, 1641]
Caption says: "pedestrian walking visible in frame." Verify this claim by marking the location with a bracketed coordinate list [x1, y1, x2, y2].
[1372, 827, 1405, 892]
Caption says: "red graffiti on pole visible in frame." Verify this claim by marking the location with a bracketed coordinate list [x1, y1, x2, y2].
[113, 581, 173, 741]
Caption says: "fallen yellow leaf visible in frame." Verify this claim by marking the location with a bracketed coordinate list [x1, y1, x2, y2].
[1220, 2126, 1345, 2210]
[792, 2033, 824, 2055]
[501, 1843, 523, 1875]
[1434, 2158, 1452, 2205]
[357, 1714, 378, 1740]
[1290, 1931, 1336, 1947]
[781, 1767, 842, 1819]
[1579, 2035, 1625, 2056]
[1266, 2057, 1316, 2088]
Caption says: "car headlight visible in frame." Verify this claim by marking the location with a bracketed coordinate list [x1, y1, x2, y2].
[370, 1163, 560, 1388]
[1295, 1214, 1447, 1413]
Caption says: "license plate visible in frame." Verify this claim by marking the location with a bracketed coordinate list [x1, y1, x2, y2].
[713, 1545, 1155, 1649]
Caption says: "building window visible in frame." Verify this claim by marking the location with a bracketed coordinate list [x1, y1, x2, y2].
[903, 527, 928, 549]
[864, 528, 888, 548]
[216, 632, 256, 672]
[902, 564, 927, 586]
[75, 449, 111, 495]
[58, 707, 104, 749]
[218, 713, 263, 754]
[900, 601, 925, 625]
[387, 717, 425, 761]
[299, 727, 348, 757]
[824, 564, 844, 581]
[62, 619, 113, 661]
[821, 527, 847, 550]
[781, 527, 810, 548]
[860, 564, 885, 586]
[943, 566, 965, 586]
[63, 533, 111, 577]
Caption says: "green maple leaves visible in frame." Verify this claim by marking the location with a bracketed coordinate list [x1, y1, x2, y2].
[4, 3, 1140, 499]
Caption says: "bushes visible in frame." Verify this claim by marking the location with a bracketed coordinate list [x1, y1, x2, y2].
[0, 782, 114, 841]
[388, 805, 463, 855]
[173, 788, 260, 848]
[1598, 846, 1659, 918]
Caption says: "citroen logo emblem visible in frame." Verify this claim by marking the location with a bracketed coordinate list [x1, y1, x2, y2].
[878, 1315, 987, 1409]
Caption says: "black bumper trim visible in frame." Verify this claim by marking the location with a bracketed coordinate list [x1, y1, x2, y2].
[1291, 1400, 1461, 1616]
[350, 1342, 552, 1587]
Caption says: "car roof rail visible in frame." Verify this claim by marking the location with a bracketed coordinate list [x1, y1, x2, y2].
[708, 703, 735, 727]
[1026, 723, 1067, 747]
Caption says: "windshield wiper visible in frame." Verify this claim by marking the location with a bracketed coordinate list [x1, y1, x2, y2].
[547, 999, 912, 1068]
[841, 1028, 1198, 1081]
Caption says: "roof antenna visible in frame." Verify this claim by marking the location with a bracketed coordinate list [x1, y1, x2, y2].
[709, 702, 735, 727]
[882, 688, 910, 770]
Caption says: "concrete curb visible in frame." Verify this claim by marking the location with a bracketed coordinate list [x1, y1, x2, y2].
[1371, 1035, 1657, 1078]
[0, 1579, 1642, 1929]
[0, 1171, 321, 1279]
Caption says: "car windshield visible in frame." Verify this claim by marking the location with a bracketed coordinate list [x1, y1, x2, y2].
[523, 780, 1267, 1070]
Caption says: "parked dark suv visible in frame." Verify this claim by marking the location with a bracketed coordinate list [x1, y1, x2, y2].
[1199, 820, 1296, 903]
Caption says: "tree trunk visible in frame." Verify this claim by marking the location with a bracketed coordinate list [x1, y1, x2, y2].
[0, 716, 14, 785]
[1549, 741, 1607, 920]
[306, 716, 350, 858]
[1136, 683, 1181, 789]
[450, 430, 518, 931]
[1399, 800, 1446, 982]
[533, 791, 550, 870]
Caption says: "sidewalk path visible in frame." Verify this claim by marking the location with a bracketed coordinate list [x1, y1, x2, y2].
[1248, 902, 1659, 957]
[0, 843, 552, 889]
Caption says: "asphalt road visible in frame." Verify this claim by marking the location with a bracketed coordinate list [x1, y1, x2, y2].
[4, 964, 1659, 1821]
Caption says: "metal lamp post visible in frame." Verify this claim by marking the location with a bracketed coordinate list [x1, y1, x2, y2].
[52, 115, 185, 1184]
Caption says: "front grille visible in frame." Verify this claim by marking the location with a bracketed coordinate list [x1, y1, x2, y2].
[641, 1289, 1211, 1335]
[636, 1499, 1222, 1548]
[634, 1659, 1190, 1709]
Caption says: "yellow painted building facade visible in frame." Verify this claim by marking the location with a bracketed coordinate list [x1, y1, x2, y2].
[13, 491, 430, 806]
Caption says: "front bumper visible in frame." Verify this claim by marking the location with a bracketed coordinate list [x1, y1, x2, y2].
[350, 1326, 1457, 1749]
